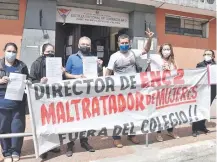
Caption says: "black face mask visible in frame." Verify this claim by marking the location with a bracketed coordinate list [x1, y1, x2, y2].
[79, 46, 91, 55]
[43, 54, 55, 58]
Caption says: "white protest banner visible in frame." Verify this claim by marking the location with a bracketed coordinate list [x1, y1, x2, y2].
[208, 65, 217, 85]
[27, 68, 210, 155]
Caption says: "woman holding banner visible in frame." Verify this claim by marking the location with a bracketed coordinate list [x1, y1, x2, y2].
[29, 43, 62, 159]
[192, 49, 216, 137]
[0, 43, 29, 162]
[156, 43, 180, 142]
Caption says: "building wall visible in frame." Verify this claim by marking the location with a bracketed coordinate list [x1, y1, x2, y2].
[20, 0, 56, 69]
[156, 8, 216, 69]
[0, 0, 27, 58]
[20, 0, 158, 68]
[156, 0, 216, 11]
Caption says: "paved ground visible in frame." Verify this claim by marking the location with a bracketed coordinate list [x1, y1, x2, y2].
[0, 118, 216, 162]
[0, 100, 216, 162]
[92, 139, 216, 162]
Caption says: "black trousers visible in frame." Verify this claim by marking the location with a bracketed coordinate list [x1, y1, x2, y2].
[157, 128, 173, 133]
[192, 120, 206, 132]
[67, 138, 88, 148]
[211, 85, 216, 105]
[192, 85, 216, 132]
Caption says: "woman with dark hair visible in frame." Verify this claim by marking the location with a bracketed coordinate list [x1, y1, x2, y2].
[192, 49, 216, 137]
[30, 43, 56, 83]
[29, 43, 63, 159]
[156, 43, 180, 142]
[0, 42, 29, 162]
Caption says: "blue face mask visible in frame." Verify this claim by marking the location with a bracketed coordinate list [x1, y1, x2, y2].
[119, 44, 129, 53]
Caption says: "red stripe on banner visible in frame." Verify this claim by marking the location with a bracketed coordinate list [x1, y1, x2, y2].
[156, 100, 197, 109]
[207, 65, 211, 85]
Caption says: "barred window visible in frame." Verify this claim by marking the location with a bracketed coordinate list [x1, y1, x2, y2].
[165, 14, 208, 38]
[0, 0, 19, 20]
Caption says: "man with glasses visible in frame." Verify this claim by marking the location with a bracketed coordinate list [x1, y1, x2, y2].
[192, 49, 216, 137]
[64, 36, 103, 157]
[105, 29, 154, 148]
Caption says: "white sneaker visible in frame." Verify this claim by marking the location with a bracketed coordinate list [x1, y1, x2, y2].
[12, 154, 20, 162]
[4, 156, 12, 162]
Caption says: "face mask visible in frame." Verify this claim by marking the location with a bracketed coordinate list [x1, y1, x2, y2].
[162, 50, 171, 58]
[42, 53, 55, 60]
[5, 52, 17, 63]
[79, 46, 90, 55]
[119, 44, 129, 53]
[204, 55, 212, 62]
[44, 54, 55, 57]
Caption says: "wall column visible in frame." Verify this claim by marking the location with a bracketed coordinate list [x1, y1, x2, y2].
[20, 0, 56, 69]
[129, 9, 158, 53]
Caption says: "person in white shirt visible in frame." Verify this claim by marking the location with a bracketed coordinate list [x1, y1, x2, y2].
[106, 29, 154, 148]
[156, 43, 180, 142]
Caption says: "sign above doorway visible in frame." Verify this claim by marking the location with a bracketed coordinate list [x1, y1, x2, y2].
[56, 6, 129, 28]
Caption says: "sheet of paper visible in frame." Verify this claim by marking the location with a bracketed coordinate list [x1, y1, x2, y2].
[66, 47, 72, 56]
[144, 39, 154, 50]
[97, 52, 104, 58]
[68, 35, 73, 46]
[137, 40, 144, 50]
[83, 56, 98, 78]
[210, 65, 216, 85]
[141, 54, 163, 71]
[97, 46, 104, 51]
[97, 46, 104, 57]
[46, 57, 62, 84]
[5, 73, 26, 101]
[138, 39, 154, 51]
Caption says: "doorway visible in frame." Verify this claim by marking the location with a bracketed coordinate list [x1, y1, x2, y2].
[55, 23, 126, 66]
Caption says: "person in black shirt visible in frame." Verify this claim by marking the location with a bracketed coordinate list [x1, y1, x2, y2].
[30, 43, 63, 159]
[192, 49, 216, 137]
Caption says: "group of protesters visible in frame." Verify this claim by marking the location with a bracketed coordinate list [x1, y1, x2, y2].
[0, 28, 216, 162]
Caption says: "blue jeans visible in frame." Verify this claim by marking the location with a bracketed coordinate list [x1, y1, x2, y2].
[113, 135, 135, 140]
[0, 107, 26, 157]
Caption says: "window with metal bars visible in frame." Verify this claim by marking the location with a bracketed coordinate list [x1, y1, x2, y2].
[0, 0, 19, 20]
[165, 15, 208, 38]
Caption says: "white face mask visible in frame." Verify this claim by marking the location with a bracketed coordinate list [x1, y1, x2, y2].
[5, 52, 17, 63]
[162, 50, 171, 58]
[204, 55, 212, 62]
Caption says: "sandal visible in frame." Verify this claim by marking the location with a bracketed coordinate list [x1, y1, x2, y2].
[113, 140, 123, 148]
[127, 136, 140, 144]
[156, 133, 163, 142]
[167, 132, 180, 139]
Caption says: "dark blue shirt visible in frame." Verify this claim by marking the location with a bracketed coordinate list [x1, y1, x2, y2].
[66, 52, 83, 75]
[0, 65, 20, 109]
